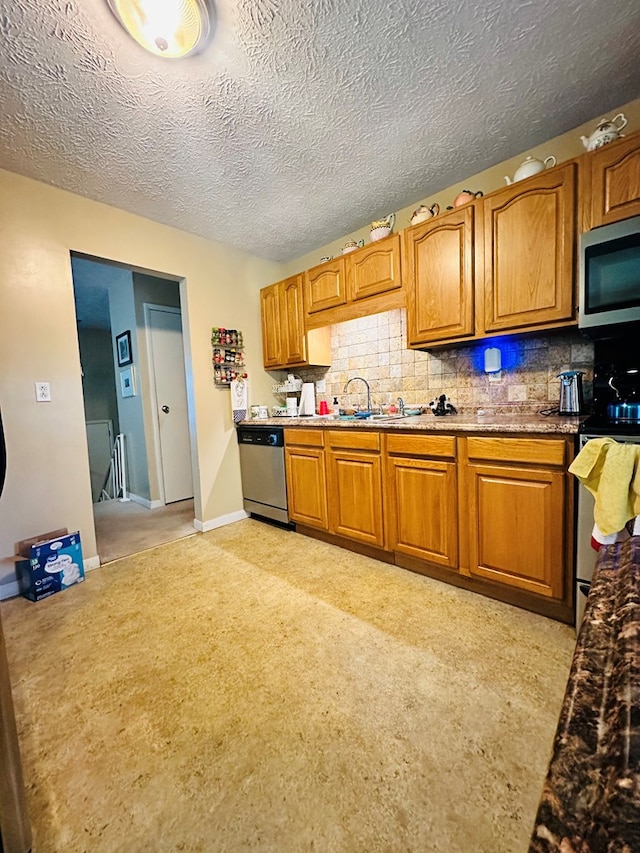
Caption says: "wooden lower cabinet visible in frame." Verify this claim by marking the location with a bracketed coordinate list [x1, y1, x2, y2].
[326, 430, 385, 548]
[385, 433, 458, 569]
[284, 429, 328, 530]
[465, 462, 565, 598]
[460, 435, 571, 609]
[284, 428, 574, 622]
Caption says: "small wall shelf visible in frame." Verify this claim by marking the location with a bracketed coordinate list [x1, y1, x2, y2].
[211, 327, 246, 386]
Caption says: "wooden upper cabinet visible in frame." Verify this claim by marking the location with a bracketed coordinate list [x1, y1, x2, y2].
[304, 257, 347, 314]
[280, 275, 306, 365]
[587, 132, 640, 228]
[404, 205, 476, 346]
[482, 163, 576, 333]
[346, 233, 402, 301]
[260, 283, 282, 369]
[260, 276, 331, 370]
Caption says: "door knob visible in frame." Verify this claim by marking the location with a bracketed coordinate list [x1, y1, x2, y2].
[161, 405, 170, 413]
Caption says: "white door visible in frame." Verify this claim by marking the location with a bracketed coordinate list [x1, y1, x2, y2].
[146, 306, 194, 503]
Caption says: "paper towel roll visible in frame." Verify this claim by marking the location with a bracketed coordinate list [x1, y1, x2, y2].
[298, 382, 316, 416]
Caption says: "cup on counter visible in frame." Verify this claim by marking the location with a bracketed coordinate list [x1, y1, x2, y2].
[318, 400, 329, 415]
[257, 406, 269, 419]
[286, 397, 298, 417]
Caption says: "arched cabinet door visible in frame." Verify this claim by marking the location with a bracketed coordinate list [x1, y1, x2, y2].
[482, 163, 576, 333]
[587, 131, 640, 228]
[347, 233, 402, 301]
[304, 257, 346, 314]
[404, 205, 476, 346]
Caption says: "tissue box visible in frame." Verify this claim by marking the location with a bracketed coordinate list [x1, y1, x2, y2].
[16, 531, 85, 602]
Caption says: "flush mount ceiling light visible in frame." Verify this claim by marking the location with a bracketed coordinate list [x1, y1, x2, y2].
[107, 0, 212, 59]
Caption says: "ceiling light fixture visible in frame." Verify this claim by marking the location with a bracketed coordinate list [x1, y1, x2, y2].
[107, 0, 212, 59]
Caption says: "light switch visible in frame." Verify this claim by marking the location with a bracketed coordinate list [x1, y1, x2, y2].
[35, 382, 51, 402]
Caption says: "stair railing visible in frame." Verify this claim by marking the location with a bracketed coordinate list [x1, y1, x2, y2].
[99, 433, 130, 502]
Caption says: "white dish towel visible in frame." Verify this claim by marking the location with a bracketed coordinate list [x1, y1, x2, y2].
[231, 378, 248, 423]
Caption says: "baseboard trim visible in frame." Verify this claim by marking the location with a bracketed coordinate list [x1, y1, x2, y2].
[128, 494, 163, 510]
[195, 510, 248, 532]
[84, 556, 101, 572]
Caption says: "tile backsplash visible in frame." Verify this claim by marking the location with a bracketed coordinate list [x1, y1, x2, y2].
[293, 309, 594, 415]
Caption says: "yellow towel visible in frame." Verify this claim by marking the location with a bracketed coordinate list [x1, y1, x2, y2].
[569, 437, 640, 535]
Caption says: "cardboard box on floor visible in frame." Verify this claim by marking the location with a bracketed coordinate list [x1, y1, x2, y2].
[14, 529, 85, 602]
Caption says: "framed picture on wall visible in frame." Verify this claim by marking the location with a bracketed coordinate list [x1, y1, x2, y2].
[120, 366, 136, 398]
[116, 330, 132, 367]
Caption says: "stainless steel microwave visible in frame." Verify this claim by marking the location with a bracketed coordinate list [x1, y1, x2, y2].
[579, 214, 640, 335]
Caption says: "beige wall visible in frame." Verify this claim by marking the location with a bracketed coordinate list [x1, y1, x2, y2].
[0, 170, 282, 593]
[282, 97, 640, 276]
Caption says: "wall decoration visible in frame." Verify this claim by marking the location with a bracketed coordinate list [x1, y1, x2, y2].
[116, 330, 133, 366]
[119, 366, 136, 398]
[211, 327, 246, 386]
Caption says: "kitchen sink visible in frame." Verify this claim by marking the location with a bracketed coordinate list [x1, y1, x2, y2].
[369, 413, 407, 421]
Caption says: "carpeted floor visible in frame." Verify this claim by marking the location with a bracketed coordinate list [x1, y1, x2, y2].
[93, 497, 196, 563]
[1, 519, 576, 852]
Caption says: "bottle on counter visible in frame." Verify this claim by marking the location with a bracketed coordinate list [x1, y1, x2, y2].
[333, 397, 340, 417]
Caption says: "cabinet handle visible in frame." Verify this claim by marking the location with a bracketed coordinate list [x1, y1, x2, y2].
[161, 405, 170, 413]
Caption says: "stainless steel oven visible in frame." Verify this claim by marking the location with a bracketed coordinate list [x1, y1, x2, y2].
[575, 335, 640, 629]
[575, 433, 640, 628]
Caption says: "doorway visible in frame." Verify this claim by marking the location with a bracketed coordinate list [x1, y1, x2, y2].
[72, 254, 196, 563]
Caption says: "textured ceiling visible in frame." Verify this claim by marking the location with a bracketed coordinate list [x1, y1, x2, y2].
[1, 0, 639, 263]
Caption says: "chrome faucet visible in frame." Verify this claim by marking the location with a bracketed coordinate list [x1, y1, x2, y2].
[343, 376, 372, 413]
[397, 397, 405, 416]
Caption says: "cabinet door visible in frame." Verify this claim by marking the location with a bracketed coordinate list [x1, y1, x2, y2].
[589, 133, 640, 227]
[327, 439, 384, 548]
[285, 444, 328, 529]
[347, 233, 402, 300]
[304, 258, 346, 314]
[386, 454, 458, 569]
[404, 206, 475, 345]
[466, 462, 565, 599]
[280, 275, 307, 366]
[260, 284, 282, 369]
[483, 164, 576, 332]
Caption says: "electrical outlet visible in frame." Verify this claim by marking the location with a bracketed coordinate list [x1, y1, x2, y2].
[35, 382, 51, 402]
[315, 379, 327, 393]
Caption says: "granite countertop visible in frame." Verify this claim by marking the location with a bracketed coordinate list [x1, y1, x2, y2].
[241, 412, 584, 435]
[530, 537, 640, 852]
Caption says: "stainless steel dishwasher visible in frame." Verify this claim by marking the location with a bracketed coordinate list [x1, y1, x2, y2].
[236, 425, 291, 526]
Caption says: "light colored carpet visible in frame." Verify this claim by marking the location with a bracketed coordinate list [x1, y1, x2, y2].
[93, 497, 196, 563]
[0, 520, 576, 852]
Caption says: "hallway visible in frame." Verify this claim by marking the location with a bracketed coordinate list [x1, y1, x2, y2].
[93, 498, 196, 563]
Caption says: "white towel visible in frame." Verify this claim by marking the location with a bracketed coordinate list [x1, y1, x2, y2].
[231, 378, 248, 423]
